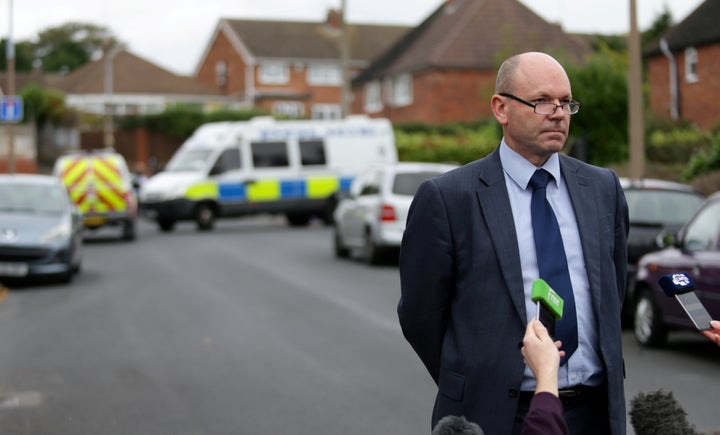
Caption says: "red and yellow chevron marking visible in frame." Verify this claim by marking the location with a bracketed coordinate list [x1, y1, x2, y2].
[59, 155, 130, 214]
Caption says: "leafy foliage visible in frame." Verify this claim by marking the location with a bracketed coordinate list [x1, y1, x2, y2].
[394, 121, 500, 164]
[565, 44, 629, 165]
[0, 39, 35, 71]
[19, 85, 77, 126]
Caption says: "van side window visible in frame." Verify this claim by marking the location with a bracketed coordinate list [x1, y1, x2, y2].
[299, 140, 326, 166]
[210, 148, 241, 176]
[251, 141, 289, 168]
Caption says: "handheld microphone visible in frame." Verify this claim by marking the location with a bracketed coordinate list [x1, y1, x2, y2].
[431, 415, 484, 435]
[531, 279, 563, 336]
[658, 272, 713, 331]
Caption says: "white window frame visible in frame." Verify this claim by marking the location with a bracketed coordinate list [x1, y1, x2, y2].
[311, 104, 341, 120]
[364, 81, 382, 113]
[685, 47, 698, 84]
[215, 61, 227, 86]
[272, 101, 304, 117]
[259, 61, 289, 85]
[307, 63, 342, 86]
[392, 74, 413, 107]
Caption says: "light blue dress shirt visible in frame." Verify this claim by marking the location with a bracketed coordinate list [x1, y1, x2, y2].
[498, 140, 604, 391]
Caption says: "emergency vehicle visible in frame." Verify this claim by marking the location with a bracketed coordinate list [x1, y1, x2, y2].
[139, 116, 397, 232]
[53, 150, 138, 241]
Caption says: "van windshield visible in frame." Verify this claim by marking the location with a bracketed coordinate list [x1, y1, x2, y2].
[166, 149, 214, 172]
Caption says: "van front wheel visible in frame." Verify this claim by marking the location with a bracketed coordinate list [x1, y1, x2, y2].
[195, 203, 216, 231]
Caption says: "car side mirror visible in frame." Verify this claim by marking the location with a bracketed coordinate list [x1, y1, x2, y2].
[655, 229, 678, 249]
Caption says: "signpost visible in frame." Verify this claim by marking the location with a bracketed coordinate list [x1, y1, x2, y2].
[0, 96, 23, 123]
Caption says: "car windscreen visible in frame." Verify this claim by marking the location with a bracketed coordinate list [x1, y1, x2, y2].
[392, 171, 443, 196]
[0, 183, 67, 215]
[166, 149, 214, 172]
[625, 189, 704, 226]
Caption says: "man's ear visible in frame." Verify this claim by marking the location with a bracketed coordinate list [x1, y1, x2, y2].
[491, 95, 509, 126]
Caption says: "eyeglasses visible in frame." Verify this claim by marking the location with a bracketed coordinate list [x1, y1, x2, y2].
[499, 93, 580, 115]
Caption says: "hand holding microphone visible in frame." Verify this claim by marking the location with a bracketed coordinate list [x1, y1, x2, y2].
[701, 320, 720, 346]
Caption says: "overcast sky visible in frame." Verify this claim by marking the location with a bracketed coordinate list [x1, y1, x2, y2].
[0, 0, 705, 76]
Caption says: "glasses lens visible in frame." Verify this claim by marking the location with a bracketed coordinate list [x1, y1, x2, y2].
[565, 102, 580, 114]
[534, 103, 557, 115]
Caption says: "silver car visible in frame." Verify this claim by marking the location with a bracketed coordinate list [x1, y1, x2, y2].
[0, 174, 84, 284]
[333, 161, 458, 264]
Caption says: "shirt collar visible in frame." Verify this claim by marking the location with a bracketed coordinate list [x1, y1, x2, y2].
[499, 139, 562, 190]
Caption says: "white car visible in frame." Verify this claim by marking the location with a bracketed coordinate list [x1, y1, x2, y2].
[333, 161, 458, 264]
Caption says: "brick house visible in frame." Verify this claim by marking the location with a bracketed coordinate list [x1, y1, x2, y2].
[645, 0, 720, 130]
[350, 0, 590, 124]
[57, 49, 225, 116]
[193, 13, 409, 119]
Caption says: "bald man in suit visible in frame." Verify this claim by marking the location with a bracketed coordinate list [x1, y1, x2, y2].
[398, 52, 628, 435]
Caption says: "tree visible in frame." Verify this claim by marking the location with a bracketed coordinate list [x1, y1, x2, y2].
[0, 39, 35, 72]
[32, 22, 123, 73]
[566, 44, 629, 165]
[642, 7, 673, 47]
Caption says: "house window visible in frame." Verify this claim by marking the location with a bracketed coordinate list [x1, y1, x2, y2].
[392, 74, 413, 107]
[259, 61, 289, 84]
[215, 61, 227, 86]
[364, 81, 382, 113]
[272, 101, 304, 118]
[311, 104, 341, 120]
[307, 63, 342, 86]
[685, 47, 698, 83]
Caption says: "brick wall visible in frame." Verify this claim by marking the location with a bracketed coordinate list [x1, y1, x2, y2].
[648, 44, 720, 129]
[195, 30, 247, 97]
[351, 69, 497, 124]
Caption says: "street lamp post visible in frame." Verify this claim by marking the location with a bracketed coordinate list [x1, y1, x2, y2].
[5, 0, 16, 173]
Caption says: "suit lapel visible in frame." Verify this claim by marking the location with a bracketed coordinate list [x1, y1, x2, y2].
[561, 157, 603, 310]
[476, 151, 526, 323]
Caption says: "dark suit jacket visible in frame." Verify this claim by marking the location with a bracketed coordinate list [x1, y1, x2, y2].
[398, 148, 628, 435]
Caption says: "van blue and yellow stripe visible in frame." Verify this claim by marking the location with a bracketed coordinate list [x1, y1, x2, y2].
[184, 176, 353, 203]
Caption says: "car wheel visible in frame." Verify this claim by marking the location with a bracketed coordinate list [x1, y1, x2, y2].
[334, 226, 350, 259]
[286, 213, 311, 227]
[122, 219, 136, 241]
[195, 203, 215, 231]
[158, 218, 175, 232]
[363, 229, 383, 265]
[633, 289, 668, 347]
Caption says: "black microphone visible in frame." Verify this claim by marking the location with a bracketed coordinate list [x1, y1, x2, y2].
[658, 272, 713, 331]
[431, 415, 484, 435]
[629, 389, 696, 435]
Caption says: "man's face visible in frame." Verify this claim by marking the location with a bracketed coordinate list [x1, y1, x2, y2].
[493, 55, 573, 167]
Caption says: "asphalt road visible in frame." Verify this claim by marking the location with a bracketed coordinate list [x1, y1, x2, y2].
[0, 217, 717, 434]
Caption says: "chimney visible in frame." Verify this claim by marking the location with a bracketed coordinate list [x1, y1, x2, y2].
[326, 8, 342, 30]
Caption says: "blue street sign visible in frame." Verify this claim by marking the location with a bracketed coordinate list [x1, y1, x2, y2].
[0, 96, 24, 123]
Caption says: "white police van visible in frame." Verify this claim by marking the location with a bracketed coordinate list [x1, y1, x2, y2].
[139, 116, 397, 232]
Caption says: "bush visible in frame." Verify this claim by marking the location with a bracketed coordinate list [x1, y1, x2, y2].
[394, 121, 501, 164]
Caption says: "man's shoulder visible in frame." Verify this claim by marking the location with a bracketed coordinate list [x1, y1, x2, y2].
[559, 154, 618, 182]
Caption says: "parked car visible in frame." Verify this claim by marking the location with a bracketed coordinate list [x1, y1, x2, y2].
[632, 191, 720, 346]
[0, 174, 84, 284]
[621, 178, 704, 322]
[333, 161, 458, 264]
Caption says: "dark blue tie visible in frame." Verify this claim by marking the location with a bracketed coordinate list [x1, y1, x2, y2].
[529, 169, 577, 365]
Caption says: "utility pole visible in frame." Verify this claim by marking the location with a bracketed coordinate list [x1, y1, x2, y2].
[628, 0, 645, 180]
[103, 42, 116, 149]
[5, 0, 16, 174]
[339, 0, 351, 118]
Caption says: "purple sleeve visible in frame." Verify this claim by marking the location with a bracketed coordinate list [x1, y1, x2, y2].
[521, 392, 570, 435]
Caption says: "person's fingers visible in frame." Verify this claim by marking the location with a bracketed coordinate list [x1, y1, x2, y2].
[532, 319, 551, 340]
[711, 320, 720, 330]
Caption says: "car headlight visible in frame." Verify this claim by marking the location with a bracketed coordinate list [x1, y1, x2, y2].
[40, 219, 72, 244]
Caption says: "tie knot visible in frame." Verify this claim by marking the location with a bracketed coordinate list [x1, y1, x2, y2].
[528, 169, 552, 190]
